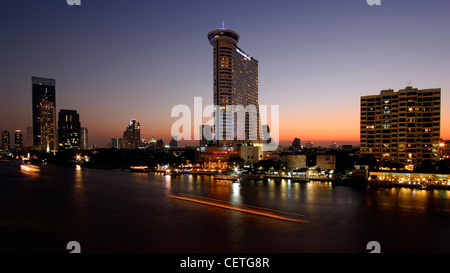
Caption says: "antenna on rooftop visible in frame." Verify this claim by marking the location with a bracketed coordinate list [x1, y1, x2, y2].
[221, 20, 225, 29]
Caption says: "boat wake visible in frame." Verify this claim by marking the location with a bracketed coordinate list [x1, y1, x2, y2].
[168, 193, 308, 224]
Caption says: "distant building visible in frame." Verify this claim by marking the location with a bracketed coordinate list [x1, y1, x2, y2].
[287, 154, 307, 169]
[291, 138, 301, 153]
[32, 76, 56, 150]
[341, 145, 353, 152]
[26, 126, 33, 148]
[40, 101, 57, 153]
[80, 127, 88, 150]
[58, 109, 81, 150]
[169, 136, 178, 149]
[240, 145, 264, 164]
[111, 137, 122, 149]
[330, 141, 337, 150]
[14, 130, 23, 152]
[156, 139, 165, 149]
[1, 131, 10, 151]
[316, 155, 336, 170]
[305, 141, 314, 149]
[440, 140, 450, 160]
[122, 119, 140, 149]
[361, 86, 441, 166]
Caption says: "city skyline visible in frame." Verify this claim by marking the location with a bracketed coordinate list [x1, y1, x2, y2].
[1, 0, 449, 147]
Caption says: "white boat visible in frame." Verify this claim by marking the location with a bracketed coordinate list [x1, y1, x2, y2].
[20, 163, 40, 173]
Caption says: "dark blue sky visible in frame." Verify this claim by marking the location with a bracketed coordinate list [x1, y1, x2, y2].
[1, 0, 449, 146]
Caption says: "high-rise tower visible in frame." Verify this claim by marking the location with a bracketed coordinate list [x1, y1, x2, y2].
[122, 119, 141, 149]
[207, 27, 259, 144]
[40, 101, 57, 153]
[58, 109, 81, 150]
[32, 76, 56, 150]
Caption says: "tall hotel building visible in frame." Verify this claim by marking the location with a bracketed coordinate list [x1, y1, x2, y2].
[207, 27, 259, 144]
[360, 86, 441, 167]
[32, 76, 56, 150]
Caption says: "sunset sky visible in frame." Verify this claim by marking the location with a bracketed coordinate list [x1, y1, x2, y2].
[1, 0, 449, 147]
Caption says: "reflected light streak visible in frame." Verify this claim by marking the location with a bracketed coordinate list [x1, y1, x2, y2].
[20, 163, 40, 174]
[168, 193, 308, 224]
[231, 182, 241, 204]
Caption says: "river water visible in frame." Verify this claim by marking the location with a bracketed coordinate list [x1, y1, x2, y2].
[1, 160, 449, 253]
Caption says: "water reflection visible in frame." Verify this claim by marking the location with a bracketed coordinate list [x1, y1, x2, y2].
[4, 160, 450, 253]
[231, 182, 241, 205]
[74, 165, 83, 189]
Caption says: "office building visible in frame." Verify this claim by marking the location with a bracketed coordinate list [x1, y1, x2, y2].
[287, 154, 307, 169]
[169, 136, 178, 149]
[58, 109, 81, 150]
[316, 155, 336, 170]
[26, 126, 33, 148]
[122, 119, 140, 149]
[32, 76, 56, 150]
[40, 101, 57, 153]
[360, 86, 441, 167]
[81, 127, 88, 150]
[14, 130, 23, 152]
[1, 131, 10, 151]
[111, 137, 123, 149]
[207, 27, 260, 144]
[291, 138, 301, 153]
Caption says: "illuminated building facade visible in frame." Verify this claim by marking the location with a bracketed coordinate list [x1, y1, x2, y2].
[32, 76, 56, 150]
[14, 130, 23, 152]
[111, 137, 122, 149]
[58, 109, 81, 150]
[197, 146, 240, 170]
[40, 101, 57, 153]
[207, 27, 260, 144]
[81, 127, 88, 150]
[122, 119, 140, 149]
[26, 126, 33, 148]
[1, 131, 10, 151]
[361, 86, 441, 166]
[305, 141, 314, 149]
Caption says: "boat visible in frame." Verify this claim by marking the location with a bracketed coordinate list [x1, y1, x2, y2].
[130, 166, 150, 173]
[368, 180, 393, 189]
[292, 177, 310, 183]
[214, 174, 239, 181]
[241, 174, 264, 180]
[165, 169, 181, 176]
[20, 163, 40, 173]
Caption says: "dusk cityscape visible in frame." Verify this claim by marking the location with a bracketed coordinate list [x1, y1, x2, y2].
[1, 0, 450, 270]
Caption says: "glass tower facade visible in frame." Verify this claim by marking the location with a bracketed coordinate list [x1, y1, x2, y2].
[58, 109, 81, 150]
[32, 76, 56, 150]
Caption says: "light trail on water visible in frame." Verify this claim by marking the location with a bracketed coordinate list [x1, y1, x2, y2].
[168, 193, 308, 224]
